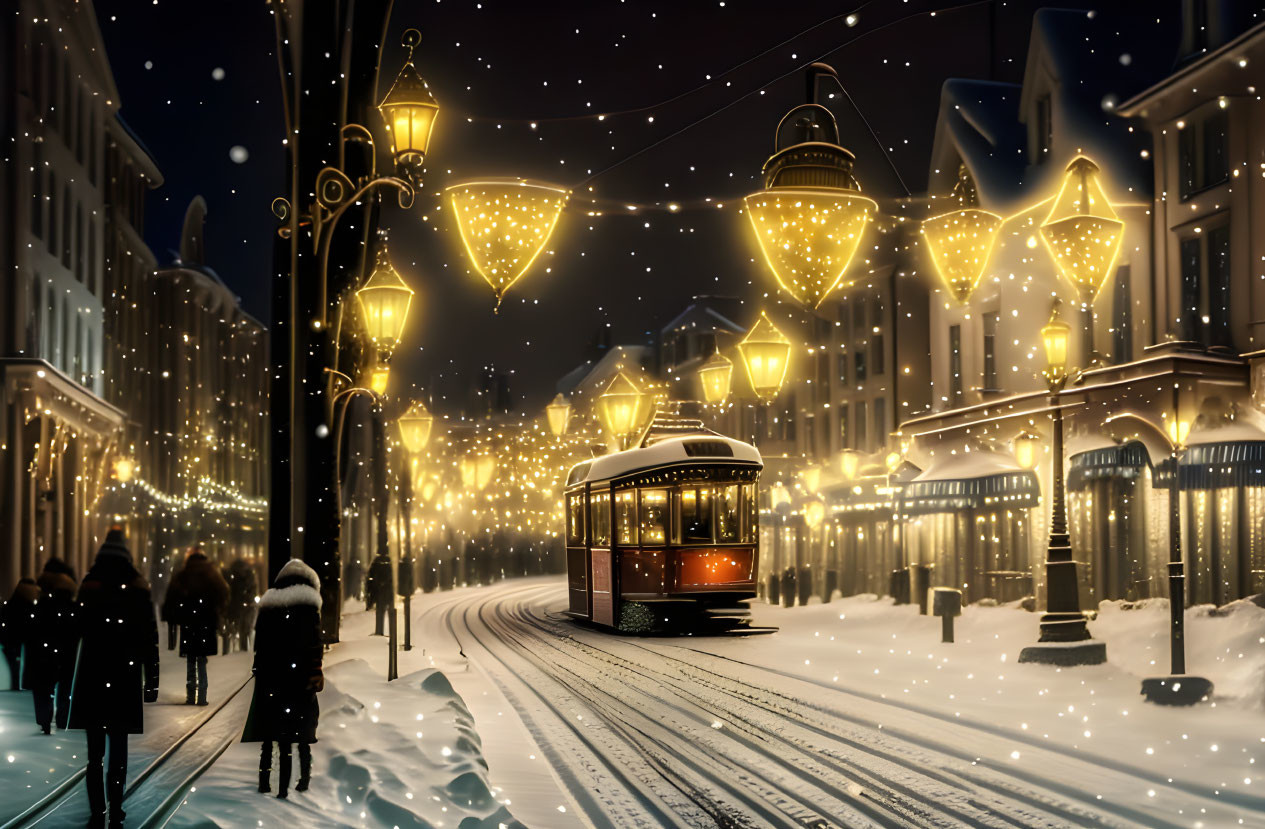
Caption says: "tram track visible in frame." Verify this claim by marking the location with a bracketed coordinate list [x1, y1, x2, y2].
[5, 674, 253, 829]
[445, 580, 1262, 828]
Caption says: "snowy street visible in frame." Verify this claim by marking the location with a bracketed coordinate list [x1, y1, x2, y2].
[411, 578, 1265, 829]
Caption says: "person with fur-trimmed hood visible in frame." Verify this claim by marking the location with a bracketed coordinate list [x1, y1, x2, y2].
[241, 558, 323, 798]
[24, 558, 77, 733]
[67, 528, 159, 829]
[0, 578, 39, 690]
[167, 546, 229, 705]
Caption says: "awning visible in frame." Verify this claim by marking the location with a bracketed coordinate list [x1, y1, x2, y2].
[902, 471, 1040, 515]
[1160, 441, 1265, 490]
[1067, 440, 1150, 492]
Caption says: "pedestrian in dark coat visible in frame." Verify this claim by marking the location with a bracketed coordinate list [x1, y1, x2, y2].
[167, 547, 229, 705]
[25, 558, 77, 733]
[365, 553, 392, 635]
[67, 529, 159, 828]
[222, 558, 258, 653]
[0, 578, 39, 690]
[159, 561, 181, 652]
[241, 558, 323, 798]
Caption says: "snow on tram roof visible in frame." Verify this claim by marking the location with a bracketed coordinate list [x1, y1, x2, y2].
[566, 435, 762, 487]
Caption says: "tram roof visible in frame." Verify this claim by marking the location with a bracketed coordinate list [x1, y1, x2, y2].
[566, 435, 762, 487]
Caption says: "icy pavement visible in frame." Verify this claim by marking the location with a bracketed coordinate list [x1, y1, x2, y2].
[0, 645, 252, 825]
[169, 588, 581, 829]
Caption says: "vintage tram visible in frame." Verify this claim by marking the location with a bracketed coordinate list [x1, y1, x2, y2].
[563, 426, 763, 632]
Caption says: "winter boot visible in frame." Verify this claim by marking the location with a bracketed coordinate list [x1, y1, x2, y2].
[196, 687, 208, 706]
[295, 744, 311, 792]
[186, 684, 196, 705]
[276, 745, 292, 799]
[258, 743, 272, 793]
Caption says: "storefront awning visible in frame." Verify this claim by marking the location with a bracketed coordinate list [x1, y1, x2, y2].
[902, 471, 1040, 515]
[1158, 440, 1265, 490]
[1067, 440, 1150, 492]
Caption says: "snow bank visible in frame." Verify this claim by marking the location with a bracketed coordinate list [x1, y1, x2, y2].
[171, 659, 523, 828]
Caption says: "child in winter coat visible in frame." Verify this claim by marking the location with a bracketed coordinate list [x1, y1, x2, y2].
[240, 558, 323, 798]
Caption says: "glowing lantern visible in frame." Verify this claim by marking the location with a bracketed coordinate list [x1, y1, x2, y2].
[921, 165, 1002, 304]
[697, 351, 733, 405]
[378, 29, 439, 166]
[738, 313, 792, 401]
[1165, 417, 1191, 448]
[546, 393, 571, 436]
[597, 373, 650, 445]
[1041, 302, 1071, 382]
[884, 451, 902, 473]
[803, 499, 826, 529]
[113, 457, 135, 483]
[460, 454, 496, 491]
[356, 243, 414, 354]
[447, 180, 569, 310]
[368, 365, 391, 396]
[770, 482, 792, 510]
[801, 466, 822, 494]
[1039, 156, 1124, 301]
[839, 449, 861, 480]
[397, 400, 434, 453]
[1013, 431, 1041, 469]
[745, 81, 874, 309]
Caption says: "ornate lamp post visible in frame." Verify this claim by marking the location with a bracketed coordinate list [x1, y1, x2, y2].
[1019, 302, 1106, 666]
[1104, 409, 1212, 705]
[395, 400, 433, 652]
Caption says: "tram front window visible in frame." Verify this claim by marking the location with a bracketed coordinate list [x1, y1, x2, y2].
[679, 487, 714, 543]
[716, 484, 741, 543]
[591, 491, 611, 546]
[640, 489, 668, 545]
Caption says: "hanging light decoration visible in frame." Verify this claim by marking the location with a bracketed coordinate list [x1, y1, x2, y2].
[356, 242, 414, 354]
[770, 482, 792, 510]
[738, 312, 792, 401]
[839, 449, 861, 480]
[397, 400, 434, 453]
[113, 457, 136, 483]
[368, 365, 391, 396]
[1041, 301, 1071, 384]
[446, 179, 570, 311]
[921, 165, 1002, 304]
[1040, 156, 1124, 301]
[545, 393, 572, 436]
[744, 65, 875, 310]
[697, 351, 734, 405]
[378, 28, 440, 177]
[801, 465, 822, 494]
[597, 372, 651, 447]
[803, 498, 826, 530]
[1013, 431, 1041, 469]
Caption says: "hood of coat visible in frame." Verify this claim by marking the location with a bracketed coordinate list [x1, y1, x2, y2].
[36, 569, 76, 599]
[174, 553, 230, 600]
[260, 559, 321, 610]
[9, 579, 40, 605]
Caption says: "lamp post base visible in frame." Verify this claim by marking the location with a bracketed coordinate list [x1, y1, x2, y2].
[1018, 639, 1107, 667]
[1141, 675, 1213, 706]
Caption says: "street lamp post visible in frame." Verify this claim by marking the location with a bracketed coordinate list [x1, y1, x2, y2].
[1019, 302, 1107, 667]
[397, 400, 433, 652]
[1104, 409, 1213, 705]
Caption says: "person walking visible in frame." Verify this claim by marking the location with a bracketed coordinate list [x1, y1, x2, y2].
[241, 559, 323, 798]
[167, 547, 229, 705]
[223, 558, 258, 652]
[25, 558, 77, 733]
[67, 528, 159, 829]
[0, 577, 39, 690]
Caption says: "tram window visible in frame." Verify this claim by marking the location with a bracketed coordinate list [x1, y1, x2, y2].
[738, 483, 748, 541]
[716, 485, 741, 543]
[679, 487, 714, 544]
[567, 493, 585, 544]
[639, 489, 669, 545]
[590, 491, 611, 546]
[615, 490, 637, 546]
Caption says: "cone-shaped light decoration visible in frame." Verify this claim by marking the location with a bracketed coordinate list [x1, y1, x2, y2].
[801, 465, 822, 493]
[922, 165, 1002, 304]
[546, 393, 572, 436]
[839, 449, 861, 480]
[378, 29, 439, 165]
[803, 498, 826, 529]
[447, 180, 569, 310]
[697, 351, 734, 405]
[738, 312, 792, 401]
[397, 400, 434, 453]
[597, 373, 650, 445]
[1040, 157, 1124, 301]
[356, 243, 414, 354]
[744, 77, 875, 310]
[368, 365, 391, 396]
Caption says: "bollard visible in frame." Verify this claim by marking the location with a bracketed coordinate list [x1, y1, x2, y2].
[911, 565, 932, 615]
[932, 587, 962, 643]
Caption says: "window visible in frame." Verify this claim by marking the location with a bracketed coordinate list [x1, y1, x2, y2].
[30, 142, 43, 238]
[742, 483, 757, 542]
[76, 206, 84, 282]
[1180, 111, 1230, 199]
[639, 489, 668, 545]
[949, 325, 964, 405]
[836, 352, 848, 386]
[874, 397, 886, 441]
[716, 485, 741, 543]
[590, 491, 610, 546]
[855, 400, 868, 449]
[1208, 225, 1231, 347]
[566, 493, 585, 544]
[1204, 112, 1229, 187]
[854, 350, 867, 382]
[1034, 95, 1052, 160]
[1180, 237, 1202, 342]
[839, 403, 849, 448]
[1112, 266, 1132, 363]
[982, 312, 999, 389]
[61, 187, 71, 267]
[873, 333, 885, 375]
[678, 487, 714, 544]
[47, 172, 57, 254]
[615, 490, 636, 545]
[852, 297, 866, 329]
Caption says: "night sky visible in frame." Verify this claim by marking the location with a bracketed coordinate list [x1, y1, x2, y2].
[93, 0, 1176, 416]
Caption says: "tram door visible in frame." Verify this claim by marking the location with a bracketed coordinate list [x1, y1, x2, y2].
[589, 489, 614, 626]
[566, 490, 588, 616]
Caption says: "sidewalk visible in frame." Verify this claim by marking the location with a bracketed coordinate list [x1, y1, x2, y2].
[0, 645, 252, 825]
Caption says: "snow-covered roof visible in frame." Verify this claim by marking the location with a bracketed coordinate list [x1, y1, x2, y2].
[566, 435, 761, 487]
[913, 448, 1025, 483]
